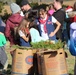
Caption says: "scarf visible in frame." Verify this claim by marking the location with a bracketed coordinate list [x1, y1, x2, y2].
[39, 15, 48, 33]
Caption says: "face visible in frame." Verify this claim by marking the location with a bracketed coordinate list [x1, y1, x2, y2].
[21, 5, 28, 11]
[39, 12, 46, 19]
[53, 0, 57, 9]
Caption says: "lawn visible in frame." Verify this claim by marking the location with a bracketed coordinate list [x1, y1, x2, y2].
[5, 41, 75, 75]
[65, 49, 75, 75]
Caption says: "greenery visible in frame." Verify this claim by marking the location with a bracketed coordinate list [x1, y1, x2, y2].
[31, 40, 64, 50]
[0, 2, 4, 13]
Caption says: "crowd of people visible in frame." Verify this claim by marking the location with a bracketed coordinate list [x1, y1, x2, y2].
[0, 0, 76, 74]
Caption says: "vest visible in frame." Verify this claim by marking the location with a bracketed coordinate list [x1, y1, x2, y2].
[36, 16, 56, 40]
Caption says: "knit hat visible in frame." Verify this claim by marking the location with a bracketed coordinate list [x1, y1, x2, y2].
[10, 3, 21, 14]
[21, 0, 29, 7]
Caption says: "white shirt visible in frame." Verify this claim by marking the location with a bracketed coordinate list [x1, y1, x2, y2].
[19, 30, 25, 37]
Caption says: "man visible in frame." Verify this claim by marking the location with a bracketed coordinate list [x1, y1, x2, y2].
[53, 0, 66, 40]
[20, 0, 32, 14]
[20, 0, 38, 20]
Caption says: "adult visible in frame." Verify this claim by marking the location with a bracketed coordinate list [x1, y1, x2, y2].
[53, 0, 66, 40]
[20, 0, 38, 20]
[73, 1, 76, 11]
[20, 0, 32, 14]
[5, 3, 23, 46]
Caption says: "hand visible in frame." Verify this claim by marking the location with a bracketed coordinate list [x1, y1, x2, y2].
[49, 32, 55, 37]
[0, 32, 4, 35]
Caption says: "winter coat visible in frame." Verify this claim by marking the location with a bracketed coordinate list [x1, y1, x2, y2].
[5, 13, 23, 45]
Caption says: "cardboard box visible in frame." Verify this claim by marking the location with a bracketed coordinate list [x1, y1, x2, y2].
[37, 49, 68, 75]
[11, 49, 33, 75]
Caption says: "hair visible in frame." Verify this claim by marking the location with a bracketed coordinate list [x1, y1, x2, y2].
[30, 21, 39, 31]
[17, 18, 30, 34]
[39, 8, 46, 15]
[55, 0, 63, 4]
[73, 2, 76, 11]
[49, 4, 55, 10]
[46, 6, 49, 12]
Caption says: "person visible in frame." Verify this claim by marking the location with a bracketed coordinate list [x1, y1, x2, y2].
[20, 0, 32, 14]
[29, 21, 46, 43]
[0, 32, 8, 72]
[48, 4, 55, 16]
[62, 8, 70, 49]
[46, 5, 49, 13]
[73, 1, 76, 11]
[0, 17, 6, 33]
[17, 18, 30, 47]
[5, 3, 23, 46]
[20, 0, 38, 19]
[53, 0, 66, 40]
[36, 8, 61, 42]
[69, 15, 76, 75]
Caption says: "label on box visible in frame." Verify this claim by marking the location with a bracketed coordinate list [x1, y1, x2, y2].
[25, 56, 33, 65]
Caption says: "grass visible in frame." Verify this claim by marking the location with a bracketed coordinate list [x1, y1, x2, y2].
[65, 49, 75, 75]
[5, 41, 75, 75]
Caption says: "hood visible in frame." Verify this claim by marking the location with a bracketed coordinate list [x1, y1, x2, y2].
[8, 13, 23, 24]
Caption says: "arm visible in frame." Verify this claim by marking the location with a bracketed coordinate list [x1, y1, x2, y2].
[21, 36, 29, 42]
[5, 20, 10, 38]
[19, 30, 29, 42]
[53, 20, 61, 35]
[49, 16, 61, 37]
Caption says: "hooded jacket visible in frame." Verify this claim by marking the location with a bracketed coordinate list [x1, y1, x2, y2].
[5, 13, 23, 45]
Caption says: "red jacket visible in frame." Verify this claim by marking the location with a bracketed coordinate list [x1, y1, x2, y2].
[5, 13, 23, 45]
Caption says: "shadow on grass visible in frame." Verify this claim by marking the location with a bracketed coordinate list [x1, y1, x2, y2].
[6, 64, 12, 74]
[7, 64, 12, 69]
[69, 74, 73, 75]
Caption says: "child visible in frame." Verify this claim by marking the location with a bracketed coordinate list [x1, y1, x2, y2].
[17, 18, 30, 47]
[48, 4, 55, 16]
[36, 8, 61, 42]
[29, 21, 46, 43]
[0, 32, 8, 71]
